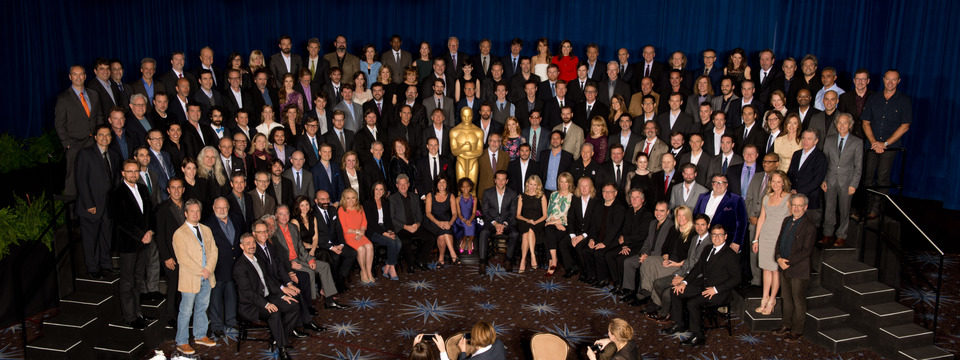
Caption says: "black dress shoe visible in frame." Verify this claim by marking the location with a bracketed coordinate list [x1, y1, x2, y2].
[659, 325, 685, 335]
[139, 315, 156, 322]
[304, 321, 325, 332]
[278, 347, 293, 360]
[771, 326, 791, 336]
[291, 329, 308, 338]
[101, 269, 117, 277]
[325, 301, 349, 310]
[308, 306, 318, 315]
[562, 269, 579, 278]
[128, 318, 147, 330]
[406, 265, 416, 273]
[681, 335, 705, 346]
[167, 319, 176, 328]
[213, 330, 225, 339]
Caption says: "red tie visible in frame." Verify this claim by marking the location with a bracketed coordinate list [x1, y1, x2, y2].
[664, 175, 670, 193]
[178, 73, 183, 79]
[644, 141, 651, 154]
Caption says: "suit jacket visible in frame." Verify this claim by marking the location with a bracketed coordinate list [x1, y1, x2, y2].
[522, 126, 551, 157]
[421, 125, 452, 157]
[352, 125, 382, 154]
[269, 53, 304, 88]
[501, 55, 523, 81]
[580, 60, 605, 83]
[422, 95, 456, 128]
[441, 51, 469, 80]
[233, 253, 284, 322]
[685, 93, 715, 118]
[75, 145, 120, 219]
[191, 88, 225, 116]
[272, 222, 313, 267]
[567, 196, 601, 239]
[227, 192, 256, 231]
[254, 240, 293, 286]
[109, 128, 140, 160]
[693, 191, 748, 246]
[669, 181, 709, 210]
[787, 148, 827, 210]
[513, 97, 544, 129]
[597, 78, 631, 107]
[751, 66, 784, 105]
[541, 97, 571, 129]
[334, 101, 364, 132]
[295, 133, 324, 168]
[700, 125, 734, 157]
[695, 66, 725, 93]
[823, 134, 863, 188]
[135, 169, 164, 206]
[148, 149, 176, 194]
[293, 82, 321, 111]
[326, 52, 361, 84]
[124, 115, 153, 145]
[477, 150, 510, 198]
[838, 90, 875, 123]
[86, 78, 118, 118]
[656, 111, 699, 140]
[266, 177, 295, 209]
[204, 214, 243, 282]
[676, 150, 714, 187]
[222, 87, 257, 126]
[476, 119, 504, 146]
[311, 161, 345, 202]
[321, 82, 343, 110]
[734, 123, 769, 156]
[363, 99, 394, 126]
[55, 87, 102, 148]
[726, 163, 763, 199]
[110, 183, 154, 253]
[172, 222, 219, 292]
[322, 128, 356, 162]
[553, 123, 585, 159]
[456, 339, 506, 360]
[414, 154, 453, 195]
[573, 101, 609, 130]
[537, 80, 559, 102]
[638, 218, 676, 256]
[180, 122, 217, 160]
[454, 97, 482, 124]
[128, 78, 155, 111]
[684, 243, 741, 297]
[314, 204, 344, 249]
[566, 78, 589, 104]
[725, 99, 765, 129]
[480, 187, 518, 226]
[638, 61, 669, 89]
[507, 159, 541, 194]
[597, 161, 637, 194]
[283, 167, 315, 200]
[706, 153, 744, 179]
[636, 138, 669, 173]
[774, 215, 817, 279]
[159, 71, 198, 104]
[807, 111, 834, 141]
[608, 131, 643, 163]
[382, 49, 413, 83]
[650, 169, 682, 204]
[795, 106, 821, 133]
[248, 189, 277, 220]
[537, 149, 573, 188]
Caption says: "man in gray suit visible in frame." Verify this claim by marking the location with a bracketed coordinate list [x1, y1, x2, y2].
[248, 171, 277, 220]
[622, 202, 672, 307]
[333, 84, 363, 132]
[283, 151, 315, 201]
[269, 35, 303, 88]
[745, 152, 780, 285]
[381, 35, 412, 84]
[422, 78, 455, 127]
[552, 106, 584, 159]
[821, 114, 862, 247]
[669, 164, 708, 210]
[56, 65, 103, 197]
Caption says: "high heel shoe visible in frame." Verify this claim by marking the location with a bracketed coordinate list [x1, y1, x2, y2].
[762, 299, 776, 315]
[545, 265, 556, 277]
[755, 297, 768, 313]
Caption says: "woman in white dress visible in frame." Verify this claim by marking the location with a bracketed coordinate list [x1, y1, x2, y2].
[752, 170, 792, 315]
[532, 37, 551, 80]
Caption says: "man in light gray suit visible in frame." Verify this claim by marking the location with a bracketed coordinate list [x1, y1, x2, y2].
[745, 152, 779, 285]
[821, 113, 862, 247]
[334, 84, 363, 132]
[669, 164, 708, 210]
[422, 78, 455, 127]
[381, 35, 412, 84]
[248, 171, 277, 220]
[283, 151, 315, 201]
[552, 106, 584, 159]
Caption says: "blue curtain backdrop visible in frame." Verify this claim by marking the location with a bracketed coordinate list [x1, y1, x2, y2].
[2, 0, 958, 208]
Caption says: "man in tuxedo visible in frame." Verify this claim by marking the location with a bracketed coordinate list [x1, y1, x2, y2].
[270, 35, 303, 88]
[541, 80, 570, 129]
[167, 78, 192, 126]
[388, 176, 431, 272]
[787, 130, 827, 225]
[129, 58, 158, 111]
[677, 133, 713, 187]
[415, 137, 453, 197]
[249, 171, 278, 220]
[726, 80, 764, 129]
[597, 144, 636, 197]
[454, 81, 482, 123]
[539, 131, 574, 193]
[507, 144, 540, 194]
[667, 132, 689, 159]
[598, 61, 631, 107]
[322, 111, 355, 162]
[382, 35, 412, 83]
[160, 52, 197, 101]
[501, 38, 523, 81]
[312, 190, 356, 290]
[76, 125, 120, 278]
[735, 105, 769, 156]
[478, 171, 520, 269]
[477, 134, 510, 200]
[821, 115, 863, 247]
[573, 83, 608, 129]
[423, 110, 452, 158]
[751, 49, 783, 106]
[771, 194, 817, 343]
[514, 80, 544, 129]
[638, 121, 669, 173]
[304, 38, 330, 86]
[639, 45, 667, 90]
[441, 36, 468, 81]
[661, 224, 741, 346]
[181, 104, 216, 159]
[651, 153, 681, 204]
[562, 177, 601, 278]
[523, 110, 550, 157]
[567, 64, 590, 105]
[111, 160, 155, 329]
[706, 135, 743, 178]
[172, 199, 219, 354]
[233, 233, 299, 360]
[696, 49, 724, 94]
[422, 78, 455, 127]
[471, 38, 495, 79]
[656, 93, 699, 140]
[88, 59, 119, 117]
[670, 164, 709, 210]
[322, 67, 345, 109]
[284, 151, 315, 201]
[204, 197, 243, 338]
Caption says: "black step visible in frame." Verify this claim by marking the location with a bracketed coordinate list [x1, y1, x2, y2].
[814, 327, 868, 353]
[804, 307, 849, 333]
[25, 335, 90, 359]
[102, 317, 164, 349]
[821, 261, 877, 292]
[806, 286, 834, 308]
[859, 302, 914, 329]
[75, 273, 120, 295]
[742, 297, 781, 332]
[139, 296, 166, 318]
[92, 337, 146, 359]
[41, 310, 99, 339]
[820, 247, 857, 263]
[59, 291, 120, 321]
[877, 324, 935, 357]
[897, 345, 955, 360]
[839, 281, 895, 311]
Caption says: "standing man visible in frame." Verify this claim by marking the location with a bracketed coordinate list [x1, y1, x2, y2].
[861, 70, 911, 219]
[172, 199, 219, 355]
[382, 35, 412, 84]
[772, 194, 817, 343]
[76, 125, 120, 279]
[270, 35, 304, 88]
[787, 130, 827, 225]
[204, 197, 243, 339]
[323, 35, 359, 83]
[156, 178, 186, 326]
[821, 114, 863, 247]
[111, 160, 155, 329]
[56, 65, 102, 197]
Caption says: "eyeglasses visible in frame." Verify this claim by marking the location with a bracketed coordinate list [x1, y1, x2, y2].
[762, 160, 778, 163]
[711, 181, 728, 184]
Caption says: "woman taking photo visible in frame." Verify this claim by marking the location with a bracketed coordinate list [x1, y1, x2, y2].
[587, 318, 638, 360]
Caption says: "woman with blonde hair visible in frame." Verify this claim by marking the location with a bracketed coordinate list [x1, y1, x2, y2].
[587, 318, 637, 360]
[196, 146, 227, 187]
[456, 321, 504, 359]
[752, 170, 792, 315]
[338, 188, 375, 283]
[543, 172, 574, 276]
[248, 50, 265, 73]
[516, 175, 547, 273]
[585, 116, 609, 164]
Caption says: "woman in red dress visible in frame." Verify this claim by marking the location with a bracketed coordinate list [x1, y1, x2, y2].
[551, 40, 579, 82]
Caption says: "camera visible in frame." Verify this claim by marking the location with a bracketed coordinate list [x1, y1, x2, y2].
[463, 332, 471, 344]
[589, 343, 603, 353]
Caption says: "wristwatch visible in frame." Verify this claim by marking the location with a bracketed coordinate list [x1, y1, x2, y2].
[883, 141, 889, 148]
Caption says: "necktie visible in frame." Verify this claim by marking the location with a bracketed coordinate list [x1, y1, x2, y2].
[721, 157, 729, 174]
[225, 158, 231, 172]
[560, 99, 564, 107]
[295, 171, 301, 190]
[762, 70, 767, 84]
[339, 131, 346, 150]
[562, 126, 567, 134]
[259, 193, 265, 206]
[512, 58, 517, 71]
[310, 60, 316, 78]
[664, 174, 670, 193]
[144, 174, 153, 194]
[621, 64, 626, 74]
[433, 157, 439, 180]
[193, 225, 206, 266]
[551, 82, 556, 97]
[587, 104, 592, 114]
[310, 137, 318, 155]
[483, 56, 488, 72]
[703, 67, 709, 76]
[102, 151, 112, 177]
[394, 51, 400, 63]
[616, 164, 621, 184]
[377, 101, 382, 113]
[499, 102, 504, 111]
[744, 127, 750, 139]
[117, 82, 124, 92]
[452, 54, 457, 69]
[707, 248, 716, 262]
[839, 137, 845, 153]
[644, 141, 651, 155]
[742, 166, 752, 195]
[378, 161, 386, 178]
[696, 237, 703, 248]
[437, 97, 442, 109]
[320, 208, 328, 224]
[178, 73, 183, 79]
[530, 129, 538, 153]
[645, 64, 650, 78]
[580, 81, 585, 90]
[491, 152, 497, 170]
[761, 173, 768, 192]
[767, 135, 774, 153]
[78, 92, 91, 117]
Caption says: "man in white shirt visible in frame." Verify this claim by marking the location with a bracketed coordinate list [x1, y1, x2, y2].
[815, 67, 845, 110]
[507, 144, 539, 194]
[112, 160, 155, 330]
[670, 164, 708, 210]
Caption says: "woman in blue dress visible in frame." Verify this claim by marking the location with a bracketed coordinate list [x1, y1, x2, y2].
[454, 178, 478, 254]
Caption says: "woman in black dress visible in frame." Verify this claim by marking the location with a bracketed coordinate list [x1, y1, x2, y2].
[424, 177, 458, 266]
[516, 175, 548, 273]
[181, 157, 212, 218]
[624, 152, 656, 211]
[162, 123, 186, 177]
[292, 196, 318, 256]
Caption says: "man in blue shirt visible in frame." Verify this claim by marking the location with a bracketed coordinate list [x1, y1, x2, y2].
[860, 70, 911, 219]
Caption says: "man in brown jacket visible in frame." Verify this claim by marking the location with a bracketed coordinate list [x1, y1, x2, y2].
[772, 193, 816, 343]
[172, 199, 219, 355]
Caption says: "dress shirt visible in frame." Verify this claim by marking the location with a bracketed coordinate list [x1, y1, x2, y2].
[620, 131, 631, 147]
[125, 182, 143, 212]
[546, 150, 561, 190]
[244, 254, 269, 297]
[705, 191, 724, 219]
[797, 148, 814, 169]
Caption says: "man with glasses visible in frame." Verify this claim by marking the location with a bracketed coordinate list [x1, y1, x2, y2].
[771, 194, 817, 343]
[693, 174, 747, 255]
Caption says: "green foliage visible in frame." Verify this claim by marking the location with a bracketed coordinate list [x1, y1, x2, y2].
[0, 131, 63, 174]
[0, 193, 63, 261]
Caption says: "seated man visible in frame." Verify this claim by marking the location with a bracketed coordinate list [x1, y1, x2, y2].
[561, 176, 599, 279]
[620, 202, 673, 305]
[576, 183, 624, 288]
[389, 174, 432, 273]
[273, 205, 344, 315]
[313, 190, 356, 292]
[661, 224, 741, 347]
[234, 233, 300, 360]
[478, 171, 520, 271]
[650, 214, 712, 322]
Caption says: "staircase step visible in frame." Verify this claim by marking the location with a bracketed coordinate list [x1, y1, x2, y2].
[60, 291, 120, 320]
[859, 302, 915, 329]
[897, 345, 955, 360]
[139, 296, 166, 318]
[105, 317, 165, 349]
[821, 247, 858, 263]
[839, 281, 895, 310]
[821, 260, 877, 291]
[75, 273, 120, 295]
[877, 324, 935, 356]
[42, 310, 99, 339]
[806, 286, 834, 308]
[742, 298, 782, 332]
[804, 307, 850, 333]
[92, 336, 146, 359]
[25, 335, 90, 359]
[814, 327, 868, 353]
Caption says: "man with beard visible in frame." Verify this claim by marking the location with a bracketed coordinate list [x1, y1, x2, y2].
[269, 35, 303, 88]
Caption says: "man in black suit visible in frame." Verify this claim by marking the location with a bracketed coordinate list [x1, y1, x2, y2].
[537, 64, 561, 101]
[159, 52, 197, 101]
[321, 67, 344, 111]
[251, 70, 279, 126]
[225, 172, 255, 230]
[501, 38, 524, 81]
[454, 82, 483, 123]
[441, 36, 469, 81]
[106, 107, 138, 161]
[561, 177, 601, 278]
[312, 190, 356, 290]
[363, 83, 393, 126]
[523, 110, 551, 157]
[608, 113, 642, 161]
[388, 176, 431, 272]
[56, 65, 103, 197]
[538, 131, 574, 193]
[216, 137, 245, 183]
[726, 80, 764, 129]
[267, 159, 295, 209]
[472, 38, 495, 79]
[573, 83, 608, 130]
[298, 113, 326, 168]
[514, 80, 544, 129]
[702, 112, 734, 157]
[269, 35, 303, 88]
[111, 160, 155, 329]
[662, 224, 741, 346]
[234, 233, 299, 360]
[249, 221, 313, 350]
[727, 145, 763, 198]
[597, 144, 636, 198]
[388, 105, 424, 160]
[192, 47, 221, 90]
[677, 133, 713, 187]
[361, 142, 389, 189]
[650, 153, 681, 205]
[88, 58, 119, 118]
[615, 48, 638, 91]
[580, 43, 604, 83]
[109, 60, 131, 110]
[750, 49, 784, 106]
[166, 78, 192, 126]
[192, 70, 224, 120]
[478, 171, 520, 270]
[541, 80, 571, 130]
[204, 197, 243, 338]
[706, 134, 744, 178]
[322, 111, 355, 162]
[125, 94, 153, 146]
[509, 57, 541, 103]
[598, 61, 631, 107]
[422, 110, 452, 158]
[638, 45, 668, 90]
[567, 65, 590, 105]
[656, 92, 699, 140]
[787, 130, 827, 224]
[695, 49, 724, 94]
[181, 104, 216, 159]
[507, 144, 540, 194]
[772, 194, 818, 343]
[353, 108, 383, 155]
[77, 125, 120, 278]
[414, 137, 454, 196]
[734, 105, 769, 156]
[476, 104, 503, 147]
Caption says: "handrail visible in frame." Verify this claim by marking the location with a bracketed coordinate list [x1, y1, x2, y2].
[865, 188, 942, 255]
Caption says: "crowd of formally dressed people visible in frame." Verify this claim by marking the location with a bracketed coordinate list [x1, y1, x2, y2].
[55, 33, 912, 356]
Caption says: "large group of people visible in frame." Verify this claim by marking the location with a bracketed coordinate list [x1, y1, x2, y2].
[55, 33, 912, 357]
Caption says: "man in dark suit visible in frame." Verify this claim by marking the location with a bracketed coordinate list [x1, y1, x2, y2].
[695, 49, 724, 94]
[693, 174, 748, 253]
[251, 70, 279, 126]
[87, 59, 119, 118]
[734, 105, 769, 156]
[321, 67, 345, 110]
[772, 194, 817, 343]
[727, 145, 763, 199]
[597, 144, 636, 198]
[133, 147, 164, 208]
[580, 44, 604, 83]
[573, 83, 608, 130]
[382, 35, 413, 84]
[440, 36, 469, 81]
[105, 108, 138, 160]
[234, 233, 299, 360]
[267, 159, 295, 209]
[421, 57, 453, 100]
[507, 144, 540, 194]
[476, 104, 504, 146]
[477, 134, 510, 200]
[614, 48, 638, 90]
[204, 197, 243, 338]
[312, 190, 356, 287]
[656, 92, 699, 140]
[191, 70, 224, 119]
[598, 61, 631, 107]
[304, 38, 331, 87]
[322, 111, 356, 162]
[361, 142, 389, 188]
[226, 173, 255, 231]
[649, 153, 681, 205]
[76, 125, 120, 278]
[180, 104, 216, 159]
[538, 131, 574, 193]
[363, 83, 394, 126]
[537, 64, 561, 101]
[353, 108, 383, 155]
[454, 82, 482, 123]
[146, 129, 175, 198]
[296, 116, 324, 168]
[415, 138, 454, 196]
[129, 58, 158, 112]
[541, 81, 571, 130]
[607, 114, 642, 162]
[158, 52, 197, 102]
[750, 49, 784, 106]
[471, 38, 495, 79]
[125, 94, 153, 146]
[787, 130, 827, 225]
[57, 65, 103, 197]
[269, 35, 303, 88]
[422, 110, 452, 158]
[725, 80, 764, 129]
[566, 65, 590, 105]
[312, 144, 345, 203]
[509, 58, 541, 103]
[661, 224, 741, 346]
[676, 133, 713, 187]
[514, 80, 544, 129]
[109, 60, 132, 110]
[561, 177, 601, 278]
[294, 69, 321, 112]
[478, 171, 520, 270]
[501, 38, 524, 81]
[249, 171, 278, 220]
[837, 69, 874, 135]
[192, 47, 221, 90]
[155, 178, 186, 325]
[249, 221, 313, 351]
[706, 135, 743, 178]
[166, 77, 193, 127]
[638, 45, 668, 90]
[389, 105, 425, 160]
[111, 160, 155, 329]
[523, 110, 551, 157]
